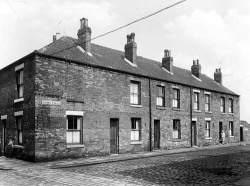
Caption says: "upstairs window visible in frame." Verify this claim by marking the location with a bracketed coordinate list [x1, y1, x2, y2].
[205, 94, 210, 112]
[131, 118, 141, 141]
[194, 92, 199, 110]
[205, 121, 211, 138]
[220, 97, 225, 113]
[16, 116, 23, 145]
[156, 86, 165, 107]
[16, 70, 24, 98]
[229, 121, 234, 136]
[130, 81, 140, 105]
[229, 98, 233, 113]
[172, 89, 180, 108]
[173, 120, 181, 139]
[67, 116, 82, 144]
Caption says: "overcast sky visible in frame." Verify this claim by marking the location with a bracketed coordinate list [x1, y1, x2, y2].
[1, 0, 250, 122]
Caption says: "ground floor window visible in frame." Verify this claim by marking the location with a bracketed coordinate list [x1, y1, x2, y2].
[173, 120, 181, 139]
[16, 116, 23, 145]
[205, 121, 211, 137]
[67, 116, 82, 144]
[131, 118, 141, 141]
[229, 121, 234, 136]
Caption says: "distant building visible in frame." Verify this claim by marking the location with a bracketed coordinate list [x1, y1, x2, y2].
[0, 18, 240, 162]
[240, 120, 249, 142]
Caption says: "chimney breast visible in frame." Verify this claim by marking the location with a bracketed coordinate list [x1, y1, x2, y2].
[125, 33, 137, 64]
[214, 68, 222, 85]
[191, 59, 201, 78]
[162, 49, 173, 73]
[77, 18, 92, 53]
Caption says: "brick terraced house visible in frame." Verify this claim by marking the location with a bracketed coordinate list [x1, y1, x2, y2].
[0, 18, 241, 162]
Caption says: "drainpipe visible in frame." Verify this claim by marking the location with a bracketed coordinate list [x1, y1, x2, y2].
[149, 78, 152, 151]
[190, 86, 193, 147]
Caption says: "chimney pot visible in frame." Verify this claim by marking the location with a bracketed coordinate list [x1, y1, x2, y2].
[124, 32, 137, 64]
[78, 17, 92, 53]
[162, 49, 173, 73]
[191, 59, 201, 78]
[214, 68, 222, 84]
[53, 35, 56, 42]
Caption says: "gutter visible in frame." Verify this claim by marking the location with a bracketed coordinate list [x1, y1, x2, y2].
[149, 78, 152, 151]
[190, 86, 193, 147]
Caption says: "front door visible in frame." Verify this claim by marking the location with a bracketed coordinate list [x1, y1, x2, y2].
[110, 119, 119, 154]
[191, 121, 197, 146]
[219, 122, 223, 143]
[154, 120, 160, 149]
[240, 126, 244, 141]
[2, 120, 6, 156]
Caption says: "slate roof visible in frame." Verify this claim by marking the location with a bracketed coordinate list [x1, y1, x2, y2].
[37, 36, 238, 96]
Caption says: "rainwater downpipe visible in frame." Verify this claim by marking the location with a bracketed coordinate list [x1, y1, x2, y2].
[149, 78, 152, 151]
[190, 86, 193, 147]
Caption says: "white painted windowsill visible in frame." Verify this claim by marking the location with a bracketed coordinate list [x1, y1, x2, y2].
[221, 112, 226, 115]
[130, 104, 142, 108]
[66, 144, 85, 148]
[205, 137, 212, 140]
[131, 141, 142, 145]
[205, 111, 212, 114]
[14, 98, 24, 103]
[194, 110, 201, 113]
[12, 145, 24, 149]
[229, 136, 234, 138]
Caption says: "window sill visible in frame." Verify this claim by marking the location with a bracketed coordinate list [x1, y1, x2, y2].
[229, 113, 234, 115]
[205, 111, 212, 114]
[193, 110, 201, 113]
[221, 113, 226, 115]
[14, 98, 24, 103]
[156, 106, 166, 110]
[130, 104, 142, 108]
[172, 139, 181, 142]
[205, 137, 212, 140]
[131, 141, 142, 145]
[172, 108, 181, 111]
[229, 136, 234, 138]
[66, 144, 85, 149]
[12, 145, 24, 149]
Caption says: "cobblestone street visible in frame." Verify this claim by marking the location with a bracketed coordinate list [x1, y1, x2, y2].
[0, 145, 250, 185]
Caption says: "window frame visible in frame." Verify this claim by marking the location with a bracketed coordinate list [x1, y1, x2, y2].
[194, 92, 199, 110]
[16, 69, 24, 99]
[205, 94, 210, 112]
[66, 115, 83, 144]
[156, 85, 165, 107]
[172, 88, 180, 109]
[173, 119, 181, 139]
[16, 116, 23, 145]
[220, 97, 225, 113]
[130, 81, 141, 105]
[131, 118, 141, 141]
[229, 121, 234, 136]
[205, 121, 211, 138]
[229, 98, 233, 113]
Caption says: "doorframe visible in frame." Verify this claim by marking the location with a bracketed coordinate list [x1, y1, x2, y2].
[153, 120, 160, 149]
[219, 122, 223, 143]
[1, 118, 7, 156]
[240, 126, 244, 142]
[191, 118, 197, 147]
[110, 118, 119, 154]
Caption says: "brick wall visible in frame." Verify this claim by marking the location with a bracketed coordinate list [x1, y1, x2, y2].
[0, 55, 36, 161]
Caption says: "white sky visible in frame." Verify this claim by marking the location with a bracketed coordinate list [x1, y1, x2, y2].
[1, 0, 250, 122]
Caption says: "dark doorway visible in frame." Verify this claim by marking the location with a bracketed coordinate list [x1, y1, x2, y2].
[110, 119, 119, 154]
[191, 121, 197, 146]
[219, 122, 223, 143]
[240, 126, 244, 142]
[2, 120, 6, 156]
[154, 120, 160, 149]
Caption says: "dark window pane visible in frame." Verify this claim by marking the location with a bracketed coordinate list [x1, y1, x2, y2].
[68, 116, 74, 129]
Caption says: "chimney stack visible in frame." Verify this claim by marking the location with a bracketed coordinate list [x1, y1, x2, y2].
[125, 33, 137, 64]
[56, 32, 60, 40]
[162, 49, 173, 73]
[53, 35, 56, 42]
[191, 59, 201, 78]
[77, 18, 92, 53]
[214, 68, 222, 85]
